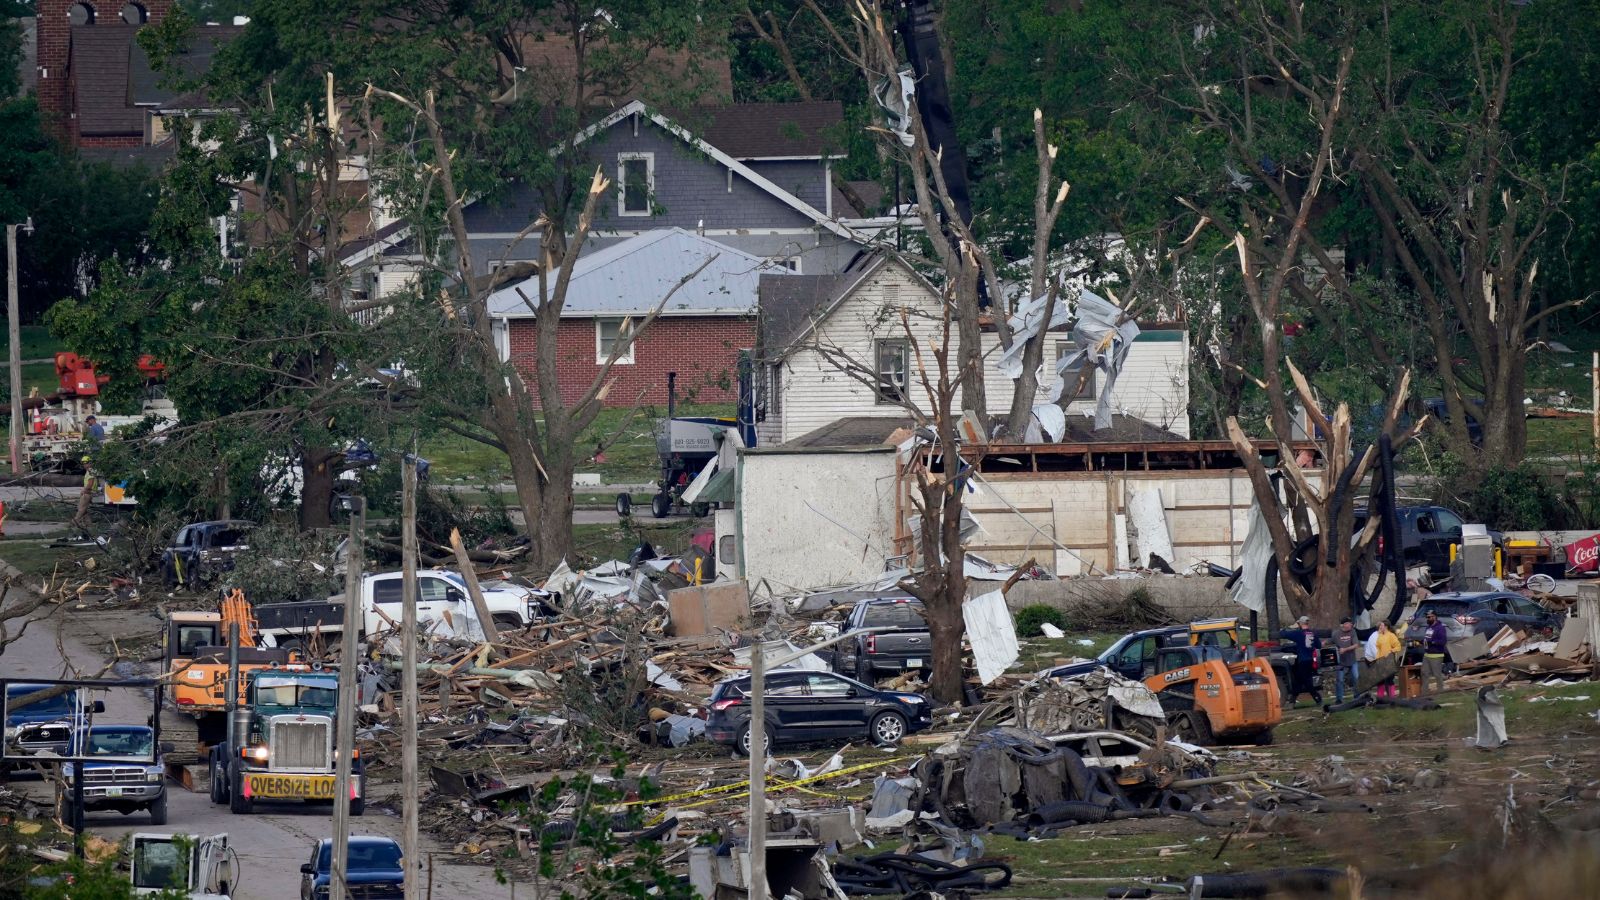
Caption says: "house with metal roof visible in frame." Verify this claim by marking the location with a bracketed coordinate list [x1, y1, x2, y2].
[486, 228, 795, 408]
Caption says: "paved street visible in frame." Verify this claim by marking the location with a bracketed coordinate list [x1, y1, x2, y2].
[2, 601, 518, 899]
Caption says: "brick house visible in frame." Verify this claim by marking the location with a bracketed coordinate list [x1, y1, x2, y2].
[486, 228, 793, 407]
[31, 0, 242, 161]
[353, 98, 885, 407]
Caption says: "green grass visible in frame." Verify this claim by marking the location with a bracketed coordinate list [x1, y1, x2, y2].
[987, 826, 1328, 892]
[1012, 633, 1120, 674]
[420, 402, 735, 488]
[0, 539, 86, 578]
[1525, 417, 1593, 457]
[0, 327, 69, 396]
[572, 518, 702, 564]
[1275, 679, 1600, 745]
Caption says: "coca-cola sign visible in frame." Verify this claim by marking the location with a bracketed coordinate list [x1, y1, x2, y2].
[1567, 534, 1600, 574]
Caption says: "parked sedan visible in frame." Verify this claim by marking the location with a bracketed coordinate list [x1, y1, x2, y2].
[301, 836, 405, 900]
[1408, 591, 1562, 642]
[706, 670, 933, 755]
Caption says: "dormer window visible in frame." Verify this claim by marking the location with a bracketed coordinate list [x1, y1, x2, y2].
[618, 153, 653, 217]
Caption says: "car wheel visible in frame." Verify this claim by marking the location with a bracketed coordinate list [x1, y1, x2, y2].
[148, 792, 168, 826]
[735, 723, 773, 757]
[869, 711, 907, 747]
[651, 493, 672, 519]
[1174, 711, 1214, 746]
[615, 493, 632, 517]
[56, 791, 83, 830]
[350, 796, 365, 817]
[492, 614, 522, 633]
[1253, 729, 1275, 747]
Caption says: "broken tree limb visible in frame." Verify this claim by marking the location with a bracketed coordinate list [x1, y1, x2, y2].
[449, 528, 501, 644]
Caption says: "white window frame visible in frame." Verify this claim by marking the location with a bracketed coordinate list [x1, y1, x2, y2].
[596, 318, 635, 365]
[617, 152, 654, 217]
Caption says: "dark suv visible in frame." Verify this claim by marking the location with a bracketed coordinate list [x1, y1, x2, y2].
[706, 670, 932, 755]
[1408, 591, 1562, 643]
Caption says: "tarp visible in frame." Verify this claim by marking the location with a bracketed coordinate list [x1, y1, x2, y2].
[995, 291, 1074, 380]
[962, 589, 1020, 685]
[1229, 498, 1278, 614]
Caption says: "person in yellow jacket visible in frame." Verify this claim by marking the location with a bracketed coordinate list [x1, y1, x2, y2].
[1373, 620, 1403, 698]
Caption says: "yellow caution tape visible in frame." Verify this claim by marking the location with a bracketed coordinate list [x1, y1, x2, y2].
[621, 755, 915, 812]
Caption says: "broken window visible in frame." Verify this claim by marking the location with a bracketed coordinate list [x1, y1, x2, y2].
[618, 153, 653, 216]
[1056, 342, 1097, 400]
[875, 339, 909, 403]
[596, 318, 635, 365]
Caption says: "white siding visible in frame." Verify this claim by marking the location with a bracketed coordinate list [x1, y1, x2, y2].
[978, 332, 1191, 438]
[770, 263, 1192, 443]
[773, 264, 949, 442]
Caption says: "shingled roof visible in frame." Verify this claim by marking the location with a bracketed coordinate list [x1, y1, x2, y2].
[671, 101, 845, 159]
[70, 23, 240, 138]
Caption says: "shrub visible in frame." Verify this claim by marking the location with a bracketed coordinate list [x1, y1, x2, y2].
[1015, 604, 1068, 638]
[1435, 459, 1575, 530]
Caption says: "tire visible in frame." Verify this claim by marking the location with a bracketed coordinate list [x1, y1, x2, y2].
[615, 494, 632, 517]
[735, 723, 773, 758]
[1253, 728, 1276, 746]
[350, 796, 365, 817]
[492, 614, 522, 633]
[869, 711, 908, 747]
[229, 771, 253, 814]
[1174, 711, 1214, 746]
[148, 792, 168, 826]
[209, 759, 228, 804]
[651, 493, 672, 519]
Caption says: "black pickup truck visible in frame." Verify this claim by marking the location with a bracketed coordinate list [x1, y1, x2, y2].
[833, 597, 932, 681]
[1353, 504, 1504, 578]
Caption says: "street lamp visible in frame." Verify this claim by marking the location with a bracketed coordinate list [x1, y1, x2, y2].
[744, 627, 892, 900]
[6, 216, 33, 476]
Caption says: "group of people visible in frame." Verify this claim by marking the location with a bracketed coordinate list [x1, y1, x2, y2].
[1279, 611, 1450, 706]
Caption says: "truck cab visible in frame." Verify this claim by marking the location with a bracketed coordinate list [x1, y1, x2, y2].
[58, 724, 170, 827]
[131, 832, 234, 898]
[162, 520, 254, 589]
[4, 683, 102, 764]
[209, 668, 363, 816]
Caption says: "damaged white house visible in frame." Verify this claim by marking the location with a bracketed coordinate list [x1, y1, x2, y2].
[753, 255, 1192, 447]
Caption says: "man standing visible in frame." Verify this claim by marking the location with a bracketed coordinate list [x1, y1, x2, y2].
[1422, 610, 1450, 694]
[1332, 617, 1360, 703]
[84, 415, 106, 444]
[1280, 615, 1323, 706]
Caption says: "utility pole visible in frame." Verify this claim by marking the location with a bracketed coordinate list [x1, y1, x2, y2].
[6, 220, 27, 477]
[400, 459, 420, 900]
[332, 498, 366, 900]
[743, 629, 882, 900]
[1591, 351, 1598, 452]
[746, 641, 767, 900]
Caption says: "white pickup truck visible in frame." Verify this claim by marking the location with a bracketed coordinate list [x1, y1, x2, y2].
[252, 570, 556, 649]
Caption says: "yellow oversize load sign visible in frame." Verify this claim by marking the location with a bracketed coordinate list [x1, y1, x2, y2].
[246, 773, 336, 799]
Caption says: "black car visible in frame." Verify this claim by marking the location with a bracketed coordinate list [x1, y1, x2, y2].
[1408, 591, 1562, 643]
[706, 670, 933, 755]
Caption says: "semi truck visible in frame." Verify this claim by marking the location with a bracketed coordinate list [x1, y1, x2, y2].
[207, 667, 363, 815]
